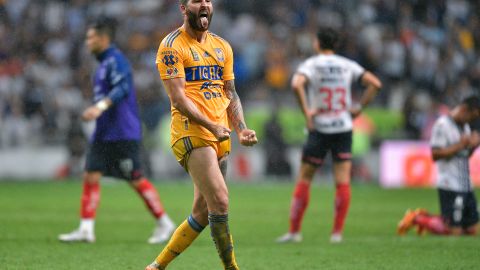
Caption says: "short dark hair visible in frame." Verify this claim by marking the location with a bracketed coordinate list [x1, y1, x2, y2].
[316, 27, 339, 50]
[89, 17, 117, 40]
[462, 96, 480, 112]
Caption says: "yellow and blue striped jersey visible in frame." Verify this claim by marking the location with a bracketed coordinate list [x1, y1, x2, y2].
[156, 26, 235, 145]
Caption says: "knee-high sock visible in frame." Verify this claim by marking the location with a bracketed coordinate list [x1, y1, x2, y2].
[155, 215, 204, 268]
[414, 214, 449, 235]
[134, 178, 165, 218]
[208, 214, 239, 270]
[332, 183, 351, 234]
[289, 181, 311, 233]
[80, 181, 100, 219]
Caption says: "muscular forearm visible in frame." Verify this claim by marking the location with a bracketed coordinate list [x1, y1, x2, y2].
[359, 85, 379, 108]
[172, 95, 215, 131]
[293, 87, 310, 119]
[360, 72, 382, 108]
[432, 143, 466, 160]
[227, 98, 246, 132]
[224, 80, 246, 132]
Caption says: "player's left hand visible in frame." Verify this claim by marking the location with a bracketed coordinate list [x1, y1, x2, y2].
[82, 106, 103, 121]
[238, 129, 258, 146]
[469, 131, 480, 148]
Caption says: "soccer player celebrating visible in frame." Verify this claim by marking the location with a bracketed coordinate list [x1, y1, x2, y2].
[145, 0, 257, 269]
[397, 96, 480, 236]
[58, 17, 175, 244]
[276, 28, 382, 244]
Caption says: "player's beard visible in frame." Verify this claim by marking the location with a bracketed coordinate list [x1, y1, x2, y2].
[186, 8, 213, 32]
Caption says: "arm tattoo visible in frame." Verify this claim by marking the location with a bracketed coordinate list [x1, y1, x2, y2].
[225, 80, 246, 131]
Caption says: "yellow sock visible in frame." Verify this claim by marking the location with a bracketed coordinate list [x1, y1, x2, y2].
[208, 214, 239, 270]
[155, 215, 204, 268]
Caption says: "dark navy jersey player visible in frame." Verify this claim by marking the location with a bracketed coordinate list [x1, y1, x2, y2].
[59, 17, 175, 244]
[90, 43, 141, 142]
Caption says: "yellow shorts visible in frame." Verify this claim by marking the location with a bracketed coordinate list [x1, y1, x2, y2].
[172, 136, 231, 169]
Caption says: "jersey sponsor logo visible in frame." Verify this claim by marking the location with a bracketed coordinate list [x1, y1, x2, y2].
[203, 91, 222, 100]
[190, 48, 200, 61]
[200, 81, 222, 91]
[214, 48, 224, 62]
[185, 65, 223, 81]
[162, 53, 178, 66]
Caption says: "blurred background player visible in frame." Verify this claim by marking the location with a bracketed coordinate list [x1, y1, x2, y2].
[58, 17, 175, 244]
[397, 96, 480, 236]
[277, 27, 382, 244]
[146, 0, 257, 269]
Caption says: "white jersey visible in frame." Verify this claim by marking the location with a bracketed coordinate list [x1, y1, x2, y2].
[297, 54, 365, 133]
[430, 115, 472, 192]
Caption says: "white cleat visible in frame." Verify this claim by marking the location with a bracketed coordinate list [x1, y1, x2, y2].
[58, 229, 95, 243]
[276, 232, 302, 243]
[330, 233, 342, 243]
[148, 214, 175, 244]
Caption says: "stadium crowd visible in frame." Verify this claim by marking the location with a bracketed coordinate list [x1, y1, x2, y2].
[0, 0, 479, 149]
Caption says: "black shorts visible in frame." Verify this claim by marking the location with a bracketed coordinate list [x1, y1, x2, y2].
[85, 140, 143, 181]
[438, 189, 479, 228]
[301, 130, 352, 167]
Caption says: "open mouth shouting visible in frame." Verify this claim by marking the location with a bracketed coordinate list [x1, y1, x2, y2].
[198, 9, 210, 29]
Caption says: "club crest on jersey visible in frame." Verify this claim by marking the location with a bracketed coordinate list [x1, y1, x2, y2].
[190, 48, 199, 61]
[162, 53, 178, 66]
[214, 48, 224, 62]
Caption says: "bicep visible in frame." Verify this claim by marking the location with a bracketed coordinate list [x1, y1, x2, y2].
[162, 77, 186, 103]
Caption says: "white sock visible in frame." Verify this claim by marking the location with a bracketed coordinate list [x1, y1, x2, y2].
[157, 214, 173, 226]
[79, 219, 95, 232]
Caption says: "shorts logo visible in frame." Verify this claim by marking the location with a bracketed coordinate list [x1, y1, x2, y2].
[119, 159, 133, 178]
[162, 53, 178, 66]
[190, 48, 199, 61]
[214, 48, 224, 62]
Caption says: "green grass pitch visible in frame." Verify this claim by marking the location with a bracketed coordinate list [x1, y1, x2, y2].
[0, 180, 479, 269]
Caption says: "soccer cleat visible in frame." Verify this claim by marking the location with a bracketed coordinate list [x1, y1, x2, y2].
[275, 232, 302, 243]
[330, 233, 343, 243]
[148, 214, 175, 244]
[145, 261, 164, 270]
[58, 229, 95, 243]
[397, 209, 420, 236]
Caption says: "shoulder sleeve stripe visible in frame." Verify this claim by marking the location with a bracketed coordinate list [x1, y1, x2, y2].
[167, 30, 182, 48]
[164, 29, 180, 47]
[209, 32, 227, 43]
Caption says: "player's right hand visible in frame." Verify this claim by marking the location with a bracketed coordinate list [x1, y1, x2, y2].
[210, 124, 231, 142]
[82, 106, 103, 121]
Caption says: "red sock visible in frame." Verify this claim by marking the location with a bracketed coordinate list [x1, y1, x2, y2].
[80, 181, 100, 219]
[289, 181, 311, 233]
[135, 178, 165, 219]
[414, 214, 449, 235]
[332, 184, 351, 234]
